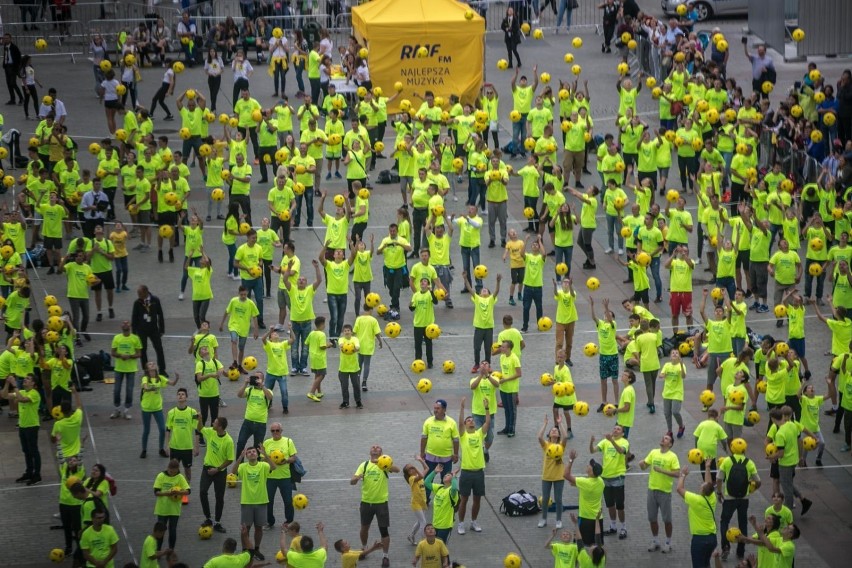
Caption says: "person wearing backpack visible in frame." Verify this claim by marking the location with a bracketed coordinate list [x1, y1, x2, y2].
[716, 441, 761, 561]
[424, 462, 459, 547]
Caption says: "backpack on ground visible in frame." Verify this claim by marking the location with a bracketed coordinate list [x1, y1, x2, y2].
[500, 489, 541, 516]
[726, 456, 751, 498]
[376, 169, 399, 184]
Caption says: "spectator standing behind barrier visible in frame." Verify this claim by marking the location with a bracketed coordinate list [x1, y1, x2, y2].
[501, 8, 522, 69]
[599, 0, 621, 54]
[744, 41, 775, 100]
[837, 70, 852, 146]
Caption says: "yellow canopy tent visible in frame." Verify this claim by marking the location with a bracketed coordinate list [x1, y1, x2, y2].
[351, 0, 485, 112]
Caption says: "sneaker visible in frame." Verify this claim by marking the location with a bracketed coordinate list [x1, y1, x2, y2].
[381, 558, 389, 568]
[110, 409, 122, 419]
[26, 475, 42, 486]
[264, 523, 275, 531]
[801, 498, 813, 516]
[302, 369, 311, 376]
[649, 404, 655, 414]
[15, 474, 31, 483]
[648, 541, 660, 552]
[470, 520, 482, 532]
[307, 393, 321, 402]
[457, 522, 466, 535]
[362, 381, 368, 391]
[213, 523, 227, 533]
[219, 400, 227, 407]
[290, 369, 298, 376]
[140, 450, 147, 458]
[253, 550, 265, 561]
[407, 534, 416, 545]
[757, 304, 770, 313]
[471, 365, 480, 373]
[596, 403, 605, 413]
[618, 249, 624, 255]
[508, 297, 516, 306]
[178, 292, 184, 301]
[661, 543, 671, 553]
[339, 402, 349, 409]
[721, 548, 730, 561]
[604, 247, 613, 254]
[356, 402, 364, 409]
[841, 444, 850, 452]
[537, 519, 547, 528]
[677, 425, 685, 438]
[619, 528, 627, 540]
[555, 520, 562, 529]
[159, 449, 168, 458]
[124, 411, 132, 420]
[316, 392, 324, 398]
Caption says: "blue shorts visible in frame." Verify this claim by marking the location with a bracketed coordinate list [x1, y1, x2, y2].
[600, 354, 619, 379]
[788, 337, 805, 358]
[229, 331, 248, 351]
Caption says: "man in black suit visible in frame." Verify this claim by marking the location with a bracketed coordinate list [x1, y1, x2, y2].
[2, 34, 23, 105]
[131, 284, 167, 374]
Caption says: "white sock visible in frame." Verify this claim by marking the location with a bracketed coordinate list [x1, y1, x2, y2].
[619, 521, 626, 530]
[666, 538, 671, 545]
[652, 537, 659, 545]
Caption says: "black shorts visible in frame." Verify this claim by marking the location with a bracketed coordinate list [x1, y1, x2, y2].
[736, 250, 750, 270]
[158, 211, 178, 227]
[93, 270, 115, 291]
[770, 461, 779, 479]
[632, 288, 649, 304]
[603, 483, 625, 509]
[579, 517, 604, 547]
[623, 153, 637, 167]
[359, 501, 390, 528]
[170, 448, 193, 468]
[104, 99, 122, 110]
[43, 236, 63, 251]
[458, 469, 485, 497]
[510, 267, 525, 284]
[553, 402, 573, 410]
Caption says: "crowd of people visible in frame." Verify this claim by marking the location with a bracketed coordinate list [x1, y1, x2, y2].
[2, 2, 852, 568]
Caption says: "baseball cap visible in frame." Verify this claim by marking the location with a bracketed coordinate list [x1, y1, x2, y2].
[590, 459, 603, 477]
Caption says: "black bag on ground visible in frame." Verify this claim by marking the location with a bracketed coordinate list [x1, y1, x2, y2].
[500, 489, 541, 516]
[76, 353, 105, 383]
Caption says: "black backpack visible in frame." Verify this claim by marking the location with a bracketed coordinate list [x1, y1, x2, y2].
[726, 456, 751, 498]
[500, 489, 541, 517]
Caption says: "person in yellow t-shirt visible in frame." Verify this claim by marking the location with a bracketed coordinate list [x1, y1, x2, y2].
[334, 537, 383, 568]
[537, 414, 568, 528]
[677, 458, 717, 568]
[351, 445, 401, 563]
[639, 433, 681, 553]
[502, 228, 526, 306]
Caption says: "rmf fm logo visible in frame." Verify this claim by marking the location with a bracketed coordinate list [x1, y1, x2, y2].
[400, 44, 452, 62]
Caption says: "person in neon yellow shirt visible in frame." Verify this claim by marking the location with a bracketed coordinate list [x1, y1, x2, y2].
[568, 186, 599, 270]
[609, 370, 637, 439]
[153, 458, 191, 550]
[353, 303, 382, 391]
[79, 508, 119, 568]
[676, 455, 717, 566]
[590, 297, 621, 412]
[639, 433, 681, 553]
[219, 286, 259, 369]
[502, 228, 526, 305]
[319, 244, 351, 342]
[230, 445, 277, 560]
[351, 444, 400, 563]
[456, 397, 490, 534]
[521, 234, 546, 333]
[262, 324, 294, 413]
[659, 349, 687, 440]
[498, 340, 522, 437]
[563, 447, 605, 547]
[509, 65, 539, 154]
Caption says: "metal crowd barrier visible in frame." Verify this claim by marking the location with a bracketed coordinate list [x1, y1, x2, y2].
[757, 130, 821, 187]
[473, 0, 603, 34]
[1, 20, 87, 63]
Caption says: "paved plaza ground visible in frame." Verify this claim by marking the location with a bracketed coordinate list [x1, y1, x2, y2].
[1, 2, 850, 566]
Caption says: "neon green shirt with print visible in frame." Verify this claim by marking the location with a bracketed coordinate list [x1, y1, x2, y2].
[80, 524, 119, 568]
[706, 319, 732, 354]
[238, 461, 272, 504]
[65, 262, 93, 299]
[352, 250, 372, 283]
[575, 476, 604, 519]
[322, 214, 349, 249]
[338, 337, 360, 372]
[263, 436, 296, 480]
[225, 297, 259, 337]
[617, 384, 636, 428]
[669, 259, 693, 292]
[769, 250, 800, 285]
[554, 290, 578, 324]
[523, 253, 545, 287]
[684, 491, 716, 535]
[579, 195, 598, 229]
[660, 362, 685, 401]
[324, 260, 350, 294]
[111, 333, 142, 374]
[195, 358, 222, 398]
[423, 416, 460, 457]
[597, 437, 629, 478]
[471, 294, 496, 329]
[244, 386, 271, 423]
[355, 460, 390, 504]
[288, 285, 316, 322]
[153, 472, 189, 516]
[353, 315, 381, 356]
[52, 409, 82, 458]
[305, 330, 328, 369]
[644, 448, 680, 492]
[167, 406, 199, 450]
[499, 352, 521, 394]
[140, 376, 168, 412]
[264, 339, 291, 376]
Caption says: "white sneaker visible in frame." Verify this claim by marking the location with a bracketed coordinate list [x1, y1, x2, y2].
[537, 519, 546, 528]
[470, 520, 481, 532]
[124, 411, 132, 420]
[457, 522, 466, 535]
[178, 292, 184, 301]
[696, 258, 702, 265]
[480, 209, 488, 216]
[618, 249, 624, 255]
[604, 247, 613, 254]
[453, 195, 459, 201]
[661, 543, 671, 553]
[555, 520, 562, 529]
[110, 409, 121, 419]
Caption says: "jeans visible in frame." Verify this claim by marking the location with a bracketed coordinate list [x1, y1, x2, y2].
[200, 467, 226, 523]
[226, 243, 238, 277]
[778, 465, 801, 510]
[606, 214, 624, 251]
[500, 391, 517, 433]
[69, 298, 89, 332]
[241, 277, 265, 323]
[804, 271, 825, 300]
[156, 515, 179, 550]
[690, 533, 717, 568]
[460, 246, 482, 292]
[294, 190, 314, 226]
[540, 479, 565, 521]
[113, 372, 135, 408]
[141, 410, 166, 451]
[383, 265, 407, 310]
[291, 320, 311, 371]
[716, 276, 736, 301]
[19, 426, 41, 476]
[720, 498, 749, 558]
[193, 300, 210, 329]
[267, 477, 295, 525]
[556, 0, 573, 30]
[236, 419, 267, 457]
[553, 246, 573, 280]
[577, 227, 596, 264]
[467, 176, 485, 210]
[650, 256, 663, 301]
[294, 61, 305, 93]
[358, 354, 373, 382]
[265, 373, 289, 410]
[664, 398, 684, 433]
[473, 327, 493, 366]
[412, 207, 428, 254]
[522, 286, 543, 330]
[327, 293, 347, 339]
[114, 256, 128, 289]
[524, 195, 540, 232]
[511, 114, 528, 150]
[413, 327, 434, 366]
[272, 59, 287, 95]
[199, 396, 219, 426]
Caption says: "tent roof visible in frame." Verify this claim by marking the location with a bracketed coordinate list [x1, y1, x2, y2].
[352, 0, 484, 37]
